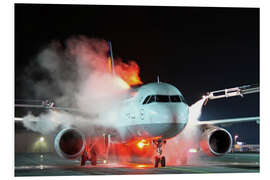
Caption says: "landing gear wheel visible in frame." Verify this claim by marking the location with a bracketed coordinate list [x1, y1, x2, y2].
[91, 149, 97, 165]
[161, 156, 166, 167]
[154, 156, 160, 168]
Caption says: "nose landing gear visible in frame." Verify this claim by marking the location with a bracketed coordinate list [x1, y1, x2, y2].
[153, 139, 167, 168]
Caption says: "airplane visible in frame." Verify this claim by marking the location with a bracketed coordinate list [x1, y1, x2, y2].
[15, 41, 260, 168]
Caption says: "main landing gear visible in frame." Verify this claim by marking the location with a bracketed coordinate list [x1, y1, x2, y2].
[80, 147, 97, 166]
[104, 134, 111, 164]
[153, 139, 167, 168]
[80, 134, 111, 166]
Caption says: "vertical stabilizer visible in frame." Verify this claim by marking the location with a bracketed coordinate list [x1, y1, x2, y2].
[108, 40, 115, 76]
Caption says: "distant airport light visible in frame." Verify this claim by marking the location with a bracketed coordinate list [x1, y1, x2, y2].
[237, 142, 244, 145]
[234, 134, 239, 143]
[39, 137, 45, 142]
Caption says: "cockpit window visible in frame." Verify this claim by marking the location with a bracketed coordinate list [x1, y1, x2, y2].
[170, 95, 181, 102]
[148, 96, 156, 104]
[142, 96, 151, 104]
[142, 95, 186, 104]
[156, 95, 170, 102]
[179, 96, 186, 104]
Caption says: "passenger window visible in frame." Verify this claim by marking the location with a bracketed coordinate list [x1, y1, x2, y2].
[170, 95, 181, 102]
[142, 96, 151, 104]
[156, 95, 170, 102]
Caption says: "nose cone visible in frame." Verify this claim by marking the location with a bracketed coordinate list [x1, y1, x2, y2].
[151, 103, 188, 124]
[145, 103, 189, 138]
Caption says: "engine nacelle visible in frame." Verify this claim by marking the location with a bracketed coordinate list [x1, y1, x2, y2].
[200, 126, 232, 156]
[54, 128, 86, 159]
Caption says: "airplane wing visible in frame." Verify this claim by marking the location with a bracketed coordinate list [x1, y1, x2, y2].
[15, 103, 80, 112]
[15, 101, 98, 122]
[198, 116, 259, 125]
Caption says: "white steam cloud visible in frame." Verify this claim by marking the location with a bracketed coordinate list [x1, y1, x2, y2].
[22, 36, 131, 136]
[164, 98, 206, 165]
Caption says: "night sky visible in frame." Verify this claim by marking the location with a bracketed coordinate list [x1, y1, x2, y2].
[15, 4, 259, 143]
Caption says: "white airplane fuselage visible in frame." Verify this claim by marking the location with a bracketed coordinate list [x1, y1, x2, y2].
[113, 82, 189, 140]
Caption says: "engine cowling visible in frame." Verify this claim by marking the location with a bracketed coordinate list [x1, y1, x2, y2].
[200, 127, 232, 156]
[54, 128, 86, 159]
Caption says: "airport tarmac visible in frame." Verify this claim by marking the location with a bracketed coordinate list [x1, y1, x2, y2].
[15, 152, 259, 176]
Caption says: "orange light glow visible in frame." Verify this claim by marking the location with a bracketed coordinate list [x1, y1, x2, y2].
[135, 164, 152, 168]
[115, 61, 143, 86]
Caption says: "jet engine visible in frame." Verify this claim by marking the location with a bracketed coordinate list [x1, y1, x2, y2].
[200, 126, 232, 156]
[54, 128, 86, 159]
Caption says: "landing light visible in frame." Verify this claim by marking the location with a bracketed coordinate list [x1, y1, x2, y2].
[136, 139, 149, 149]
[137, 142, 144, 149]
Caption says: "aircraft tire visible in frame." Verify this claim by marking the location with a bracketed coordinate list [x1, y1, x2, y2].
[154, 156, 160, 168]
[161, 156, 166, 167]
[91, 150, 97, 166]
[81, 152, 87, 166]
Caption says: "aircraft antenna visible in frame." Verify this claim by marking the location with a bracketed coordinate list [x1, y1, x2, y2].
[157, 75, 160, 83]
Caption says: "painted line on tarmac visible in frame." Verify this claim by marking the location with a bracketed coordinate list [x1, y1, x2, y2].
[164, 166, 208, 173]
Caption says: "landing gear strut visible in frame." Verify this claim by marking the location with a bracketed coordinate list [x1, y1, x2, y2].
[80, 146, 97, 166]
[81, 150, 87, 166]
[153, 139, 166, 168]
[104, 134, 111, 164]
[90, 149, 97, 165]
